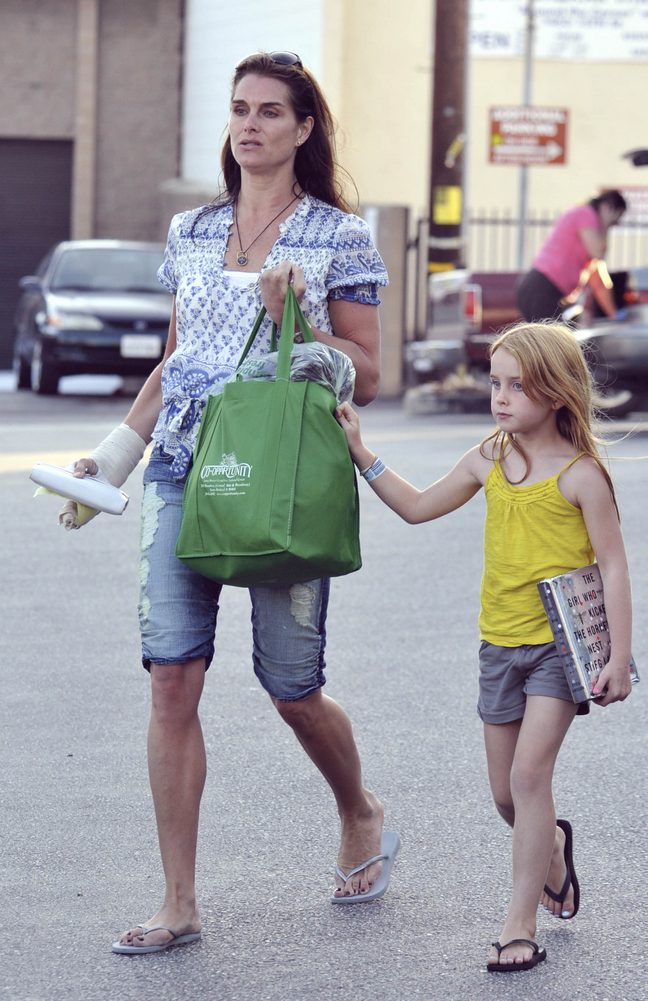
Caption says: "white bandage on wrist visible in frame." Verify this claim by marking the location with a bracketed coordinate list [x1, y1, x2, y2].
[90, 423, 147, 487]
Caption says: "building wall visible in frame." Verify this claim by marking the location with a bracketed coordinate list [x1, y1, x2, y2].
[329, 0, 433, 218]
[177, 1, 647, 227]
[0, 0, 182, 367]
[176, 0, 432, 218]
[2, 0, 644, 331]
[1, 0, 645, 247]
[0, 0, 182, 241]
[0, 0, 77, 138]
[181, 0, 325, 191]
[95, 0, 183, 239]
[468, 57, 646, 217]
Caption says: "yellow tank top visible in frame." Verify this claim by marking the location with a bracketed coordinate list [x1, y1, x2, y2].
[479, 455, 594, 646]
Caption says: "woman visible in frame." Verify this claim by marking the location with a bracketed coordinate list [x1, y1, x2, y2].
[68, 51, 398, 953]
[516, 189, 627, 323]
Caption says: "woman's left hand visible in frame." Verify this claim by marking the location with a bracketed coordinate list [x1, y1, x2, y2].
[260, 261, 306, 324]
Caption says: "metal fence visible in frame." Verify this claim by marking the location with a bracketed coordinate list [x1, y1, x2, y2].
[464, 209, 648, 272]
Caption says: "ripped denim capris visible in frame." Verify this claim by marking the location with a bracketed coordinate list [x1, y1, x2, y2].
[138, 447, 329, 701]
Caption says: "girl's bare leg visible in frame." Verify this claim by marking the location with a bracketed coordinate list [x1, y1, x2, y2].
[484, 696, 578, 967]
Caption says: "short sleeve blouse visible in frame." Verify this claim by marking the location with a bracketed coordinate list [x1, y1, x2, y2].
[153, 194, 388, 477]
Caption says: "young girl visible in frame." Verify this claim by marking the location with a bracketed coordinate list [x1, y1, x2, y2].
[337, 321, 633, 973]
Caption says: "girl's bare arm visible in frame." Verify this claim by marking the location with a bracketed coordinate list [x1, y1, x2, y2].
[572, 458, 633, 705]
[336, 402, 485, 523]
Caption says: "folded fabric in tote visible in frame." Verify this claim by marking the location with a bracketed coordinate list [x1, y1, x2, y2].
[236, 341, 356, 403]
[175, 288, 361, 587]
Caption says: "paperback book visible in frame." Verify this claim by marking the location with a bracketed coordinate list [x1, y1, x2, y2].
[537, 562, 639, 704]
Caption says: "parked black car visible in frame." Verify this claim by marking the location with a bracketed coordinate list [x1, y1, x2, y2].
[13, 240, 172, 394]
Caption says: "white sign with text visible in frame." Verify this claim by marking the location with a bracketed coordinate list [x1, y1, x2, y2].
[471, 0, 648, 61]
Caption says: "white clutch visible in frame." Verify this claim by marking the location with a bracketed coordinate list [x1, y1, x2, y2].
[30, 462, 129, 515]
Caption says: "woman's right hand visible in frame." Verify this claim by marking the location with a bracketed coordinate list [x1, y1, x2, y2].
[260, 261, 306, 324]
[72, 458, 98, 478]
[56, 316, 170, 531]
[55, 458, 100, 530]
[58, 425, 148, 530]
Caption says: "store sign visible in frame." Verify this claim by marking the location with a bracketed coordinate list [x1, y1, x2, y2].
[472, 0, 648, 62]
[489, 107, 568, 166]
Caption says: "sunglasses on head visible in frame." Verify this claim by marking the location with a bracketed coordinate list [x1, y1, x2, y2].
[269, 51, 303, 68]
[238, 50, 303, 70]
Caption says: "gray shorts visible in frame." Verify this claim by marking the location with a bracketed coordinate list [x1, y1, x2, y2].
[477, 640, 587, 724]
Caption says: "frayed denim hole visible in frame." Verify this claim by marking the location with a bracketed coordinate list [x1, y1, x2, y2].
[141, 482, 165, 551]
[139, 557, 151, 623]
[288, 583, 316, 626]
[139, 483, 166, 624]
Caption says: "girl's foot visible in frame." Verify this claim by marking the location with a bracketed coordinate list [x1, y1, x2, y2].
[487, 938, 546, 973]
[487, 921, 538, 969]
[541, 819, 578, 917]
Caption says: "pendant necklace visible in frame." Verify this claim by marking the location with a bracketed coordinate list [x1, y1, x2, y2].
[233, 193, 300, 266]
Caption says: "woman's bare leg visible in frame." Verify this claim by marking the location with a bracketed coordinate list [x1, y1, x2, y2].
[275, 690, 385, 896]
[116, 659, 206, 948]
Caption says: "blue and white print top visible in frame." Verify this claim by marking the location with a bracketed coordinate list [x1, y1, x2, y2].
[153, 194, 388, 477]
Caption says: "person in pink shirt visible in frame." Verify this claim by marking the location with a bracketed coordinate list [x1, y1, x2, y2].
[517, 190, 626, 322]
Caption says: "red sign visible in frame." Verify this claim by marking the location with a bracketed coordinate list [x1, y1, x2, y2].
[489, 106, 568, 166]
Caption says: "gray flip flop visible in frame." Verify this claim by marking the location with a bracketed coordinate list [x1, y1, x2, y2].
[331, 830, 401, 904]
[111, 924, 201, 955]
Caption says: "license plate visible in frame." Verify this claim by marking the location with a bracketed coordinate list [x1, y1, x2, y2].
[120, 334, 162, 359]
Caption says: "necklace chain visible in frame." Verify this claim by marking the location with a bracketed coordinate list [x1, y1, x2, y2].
[233, 194, 300, 267]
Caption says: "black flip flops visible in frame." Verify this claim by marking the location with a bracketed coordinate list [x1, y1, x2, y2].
[543, 817, 580, 919]
[487, 938, 547, 973]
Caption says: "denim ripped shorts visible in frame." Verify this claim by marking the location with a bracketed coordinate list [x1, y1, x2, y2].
[138, 447, 330, 701]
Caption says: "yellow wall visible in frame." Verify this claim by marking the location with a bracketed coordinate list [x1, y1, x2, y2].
[324, 0, 433, 216]
[468, 58, 646, 213]
[323, 1, 647, 230]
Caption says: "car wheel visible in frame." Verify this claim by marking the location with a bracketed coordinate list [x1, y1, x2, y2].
[31, 340, 60, 395]
[12, 349, 31, 390]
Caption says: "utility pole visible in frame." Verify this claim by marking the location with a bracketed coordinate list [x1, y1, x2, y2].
[516, 0, 535, 269]
[428, 0, 468, 275]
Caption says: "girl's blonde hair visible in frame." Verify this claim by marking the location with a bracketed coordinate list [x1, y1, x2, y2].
[482, 320, 618, 512]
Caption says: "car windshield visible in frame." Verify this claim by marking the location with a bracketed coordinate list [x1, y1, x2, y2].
[50, 248, 165, 293]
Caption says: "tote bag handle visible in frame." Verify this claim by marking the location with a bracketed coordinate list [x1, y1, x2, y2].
[236, 287, 314, 375]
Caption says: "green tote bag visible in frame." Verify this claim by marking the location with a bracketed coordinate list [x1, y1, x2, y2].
[175, 288, 362, 586]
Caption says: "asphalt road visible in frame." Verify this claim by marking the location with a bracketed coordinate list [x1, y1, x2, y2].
[1, 377, 647, 1001]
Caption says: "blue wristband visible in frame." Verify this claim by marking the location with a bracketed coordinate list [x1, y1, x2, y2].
[361, 457, 386, 482]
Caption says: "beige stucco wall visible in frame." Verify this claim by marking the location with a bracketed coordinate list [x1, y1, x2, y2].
[318, 1, 647, 236]
[3, 1, 644, 243]
[468, 57, 646, 215]
[324, 0, 433, 217]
